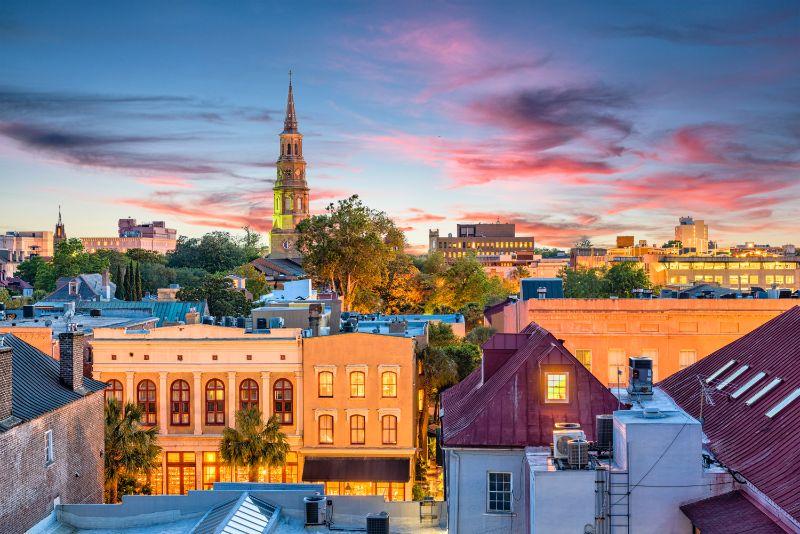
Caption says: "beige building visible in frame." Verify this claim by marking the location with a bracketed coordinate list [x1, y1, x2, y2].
[0, 231, 54, 277]
[649, 255, 800, 290]
[675, 216, 709, 253]
[429, 223, 535, 265]
[486, 298, 797, 386]
[80, 236, 176, 254]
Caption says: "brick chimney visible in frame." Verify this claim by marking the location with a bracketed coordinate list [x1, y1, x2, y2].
[0, 346, 12, 421]
[59, 332, 85, 393]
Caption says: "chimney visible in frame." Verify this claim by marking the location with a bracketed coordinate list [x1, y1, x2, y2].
[102, 269, 111, 300]
[0, 347, 12, 421]
[185, 307, 200, 325]
[308, 303, 323, 337]
[59, 332, 85, 393]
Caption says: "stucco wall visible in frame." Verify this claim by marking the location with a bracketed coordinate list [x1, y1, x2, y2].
[531, 468, 596, 534]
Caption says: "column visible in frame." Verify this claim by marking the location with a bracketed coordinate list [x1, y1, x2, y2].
[261, 371, 271, 418]
[294, 370, 303, 436]
[159, 371, 168, 435]
[193, 371, 202, 435]
[195, 452, 203, 492]
[227, 371, 237, 427]
[125, 371, 135, 403]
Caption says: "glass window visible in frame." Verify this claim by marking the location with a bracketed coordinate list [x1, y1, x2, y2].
[170, 380, 190, 426]
[273, 379, 293, 425]
[318, 371, 333, 398]
[202, 451, 230, 490]
[350, 371, 365, 398]
[679, 349, 697, 369]
[239, 379, 259, 411]
[319, 415, 334, 444]
[106, 379, 123, 403]
[487, 472, 512, 513]
[382, 415, 397, 444]
[205, 379, 225, 425]
[45, 429, 54, 465]
[136, 453, 163, 494]
[381, 372, 397, 398]
[166, 451, 195, 495]
[545, 373, 568, 403]
[608, 349, 627, 386]
[137, 379, 157, 425]
[350, 414, 365, 445]
[574, 350, 592, 371]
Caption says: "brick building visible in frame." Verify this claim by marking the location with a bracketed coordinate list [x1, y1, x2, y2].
[0, 332, 106, 533]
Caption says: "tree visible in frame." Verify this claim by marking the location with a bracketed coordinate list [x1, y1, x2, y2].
[417, 346, 458, 461]
[167, 232, 252, 273]
[124, 262, 134, 300]
[443, 342, 482, 381]
[113, 264, 124, 299]
[512, 265, 530, 280]
[234, 264, 269, 300]
[177, 275, 251, 317]
[427, 322, 458, 348]
[104, 398, 161, 503]
[296, 195, 405, 311]
[14, 256, 46, 284]
[465, 325, 496, 347]
[562, 267, 609, 298]
[220, 408, 289, 482]
[575, 237, 593, 248]
[377, 253, 426, 314]
[126, 249, 166, 265]
[417, 252, 447, 275]
[133, 262, 143, 300]
[605, 262, 650, 297]
[0, 288, 11, 308]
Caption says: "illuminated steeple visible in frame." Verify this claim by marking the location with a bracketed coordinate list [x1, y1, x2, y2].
[283, 70, 298, 134]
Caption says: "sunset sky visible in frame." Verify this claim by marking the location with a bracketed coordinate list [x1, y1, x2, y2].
[1, 1, 798, 252]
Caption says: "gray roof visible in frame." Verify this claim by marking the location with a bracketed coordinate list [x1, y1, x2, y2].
[192, 492, 278, 534]
[44, 274, 115, 302]
[0, 334, 106, 430]
[75, 300, 209, 326]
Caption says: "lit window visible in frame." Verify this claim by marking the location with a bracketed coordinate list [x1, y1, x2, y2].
[574, 350, 592, 371]
[170, 380, 191, 426]
[350, 372, 365, 398]
[487, 472, 512, 513]
[381, 372, 397, 398]
[239, 379, 259, 411]
[205, 379, 225, 425]
[137, 379, 157, 425]
[319, 414, 334, 444]
[45, 429, 54, 466]
[381, 415, 397, 444]
[545, 373, 568, 403]
[106, 379, 124, 402]
[318, 371, 333, 398]
[273, 379, 293, 425]
[350, 415, 365, 445]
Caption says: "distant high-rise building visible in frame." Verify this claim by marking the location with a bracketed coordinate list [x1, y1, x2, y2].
[270, 72, 310, 259]
[54, 205, 66, 246]
[675, 216, 708, 254]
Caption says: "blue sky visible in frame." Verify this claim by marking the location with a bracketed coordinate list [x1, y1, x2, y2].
[1, 1, 798, 251]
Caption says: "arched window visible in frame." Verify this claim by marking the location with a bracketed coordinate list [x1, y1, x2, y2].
[287, 143, 292, 155]
[381, 372, 397, 398]
[350, 372, 365, 398]
[205, 379, 225, 425]
[382, 415, 398, 444]
[285, 196, 291, 211]
[170, 380, 190, 426]
[294, 143, 299, 155]
[296, 196, 302, 211]
[350, 415, 365, 445]
[273, 379, 293, 425]
[318, 371, 333, 398]
[137, 379, 157, 425]
[318, 415, 334, 444]
[106, 379, 123, 402]
[239, 379, 259, 411]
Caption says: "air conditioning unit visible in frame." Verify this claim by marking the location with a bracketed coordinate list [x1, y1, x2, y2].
[553, 426, 586, 459]
[304, 495, 327, 525]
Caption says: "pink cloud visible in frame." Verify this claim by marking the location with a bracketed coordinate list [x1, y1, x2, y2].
[136, 175, 194, 188]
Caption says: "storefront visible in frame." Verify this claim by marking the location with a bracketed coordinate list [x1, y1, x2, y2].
[301, 456, 411, 501]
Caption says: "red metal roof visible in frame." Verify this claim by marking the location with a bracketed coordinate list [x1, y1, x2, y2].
[441, 322, 618, 447]
[660, 306, 800, 525]
[680, 490, 788, 534]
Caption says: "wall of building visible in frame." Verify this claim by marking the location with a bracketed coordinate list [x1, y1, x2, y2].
[0, 391, 104, 533]
[0, 326, 54, 356]
[530, 467, 596, 534]
[446, 448, 528, 534]
[491, 299, 797, 386]
[80, 236, 176, 254]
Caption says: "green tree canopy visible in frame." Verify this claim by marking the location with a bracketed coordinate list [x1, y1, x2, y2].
[562, 263, 651, 298]
[14, 255, 46, 284]
[443, 342, 482, 381]
[464, 325, 496, 347]
[605, 262, 651, 297]
[234, 264, 269, 300]
[220, 408, 289, 482]
[177, 274, 251, 317]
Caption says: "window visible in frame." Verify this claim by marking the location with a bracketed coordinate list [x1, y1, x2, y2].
[319, 415, 334, 444]
[137, 380, 157, 425]
[381, 415, 397, 445]
[294, 143, 299, 155]
[45, 429, 54, 466]
[170, 380, 191, 426]
[545, 373, 568, 403]
[350, 414, 365, 444]
[239, 379, 259, 411]
[350, 371, 365, 398]
[381, 372, 397, 398]
[318, 371, 333, 398]
[202, 451, 230, 490]
[106, 379, 123, 403]
[574, 350, 592, 371]
[205, 379, 225, 425]
[487, 472, 512, 513]
[679, 350, 697, 369]
[608, 349, 626, 386]
[166, 451, 196, 494]
[273, 379, 293, 425]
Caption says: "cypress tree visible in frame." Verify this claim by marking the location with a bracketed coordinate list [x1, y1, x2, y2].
[114, 264, 124, 299]
[124, 262, 133, 300]
[134, 262, 143, 300]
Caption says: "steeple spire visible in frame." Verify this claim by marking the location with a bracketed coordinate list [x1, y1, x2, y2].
[283, 70, 298, 133]
[58, 205, 62, 225]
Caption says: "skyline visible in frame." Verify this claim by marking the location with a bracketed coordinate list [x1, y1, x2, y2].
[1, 1, 799, 252]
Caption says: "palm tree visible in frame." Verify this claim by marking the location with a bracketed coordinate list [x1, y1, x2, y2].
[220, 407, 289, 482]
[417, 346, 458, 462]
[104, 398, 161, 503]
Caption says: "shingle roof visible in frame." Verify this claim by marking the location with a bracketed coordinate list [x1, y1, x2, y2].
[680, 490, 786, 534]
[0, 334, 106, 429]
[659, 306, 800, 524]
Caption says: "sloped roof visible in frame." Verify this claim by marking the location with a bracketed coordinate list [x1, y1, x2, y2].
[251, 257, 305, 278]
[0, 334, 106, 429]
[75, 300, 209, 326]
[192, 492, 277, 534]
[45, 274, 114, 302]
[659, 306, 800, 524]
[680, 490, 786, 534]
[442, 322, 618, 447]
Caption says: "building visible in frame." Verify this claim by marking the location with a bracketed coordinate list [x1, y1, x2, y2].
[485, 297, 798, 386]
[38, 272, 115, 304]
[520, 277, 564, 300]
[269, 73, 310, 260]
[0, 332, 106, 533]
[0, 275, 33, 297]
[0, 230, 54, 277]
[650, 255, 800, 290]
[250, 256, 307, 283]
[80, 218, 177, 254]
[348, 313, 466, 347]
[428, 223, 535, 268]
[54, 206, 66, 246]
[675, 216, 709, 253]
[441, 323, 618, 534]
[301, 333, 417, 501]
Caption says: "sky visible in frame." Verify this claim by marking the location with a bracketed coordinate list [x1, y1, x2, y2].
[0, 1, 798, 253]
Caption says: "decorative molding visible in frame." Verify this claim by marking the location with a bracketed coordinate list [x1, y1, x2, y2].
[314, 408, 338, 422]
[345, 364, 369, 380]
[345, 408, 369, 421]
[314, 365, 337, 378]
[378, 407, 401, 420]
[377, 364, 400, 374]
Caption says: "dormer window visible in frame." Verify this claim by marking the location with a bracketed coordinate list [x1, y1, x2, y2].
[545, 372, 569, 403]
[68, 281, 79, 295]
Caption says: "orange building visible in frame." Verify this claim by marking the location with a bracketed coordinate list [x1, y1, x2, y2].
[487, 298, 797, 386]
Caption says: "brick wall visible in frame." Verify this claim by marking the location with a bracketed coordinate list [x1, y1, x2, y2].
[0, 391, 105, 533]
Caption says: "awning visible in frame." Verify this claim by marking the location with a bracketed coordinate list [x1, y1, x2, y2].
[680, 490, 786, 534]
[302, 457, 410, 483]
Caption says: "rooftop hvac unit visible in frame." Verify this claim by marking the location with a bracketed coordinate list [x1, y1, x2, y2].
[567, 438, 589, 468]
[555, 422, 581, 430]
[627, 356, 654, 397]
[269, 317, 285, 329]
[201, 316, 214, 325]
[256, 318, 267, 330]
[366, 511, 390, 534]
[595, 414, 613, 452]
[304, 495, 326, 526]
[554, 427, 586, 460]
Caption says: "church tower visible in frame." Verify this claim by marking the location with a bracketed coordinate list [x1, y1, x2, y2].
[54, 205, 66, 246]
[269, 72, 310, 259]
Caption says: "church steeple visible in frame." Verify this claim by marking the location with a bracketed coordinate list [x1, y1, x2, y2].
[54, 205, 67, 245]
[283, 71, 298, 134]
